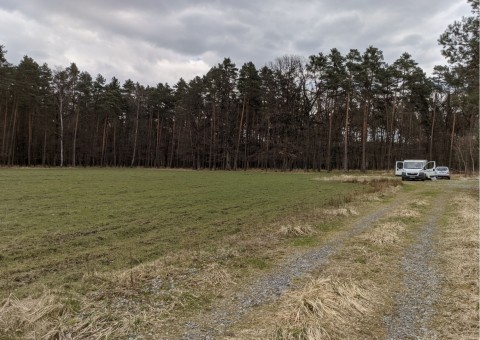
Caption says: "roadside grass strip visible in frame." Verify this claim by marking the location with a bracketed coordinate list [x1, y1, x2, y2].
[430, 190, 479, 338]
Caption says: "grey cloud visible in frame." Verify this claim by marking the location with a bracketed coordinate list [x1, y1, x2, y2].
[0, 0, 473, 85]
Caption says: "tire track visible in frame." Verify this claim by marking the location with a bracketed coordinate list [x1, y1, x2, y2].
[384, 194, 447, 339]
[182, 196, 407, 339]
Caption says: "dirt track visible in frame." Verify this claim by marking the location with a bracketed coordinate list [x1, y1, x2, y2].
[384, 196, 445, 338]
[182, 196, 406, 339]
[181, 179, 479, 339]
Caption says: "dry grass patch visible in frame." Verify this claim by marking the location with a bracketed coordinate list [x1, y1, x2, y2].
[322, 206, 359, 217]
[195, 263, 237, 288]
[0, 291, 130, 339]
[431, 192, 479, 339]
[360, 221, 406, 245]
[279, 224, 316, 237]
[0, 248, 241, 339]
[316, 175, 388, 183]
[0, 292, 63, 337]
[391, 207, 421, 218]
[273, 277, 381, 339]
[412, 199, 429, 207]
[105, 251, 239, 305]
[360, 184, 402, 202]
[315, 176, 402, 198]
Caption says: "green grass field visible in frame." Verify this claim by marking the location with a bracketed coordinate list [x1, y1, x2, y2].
[0, 168, 375, 298]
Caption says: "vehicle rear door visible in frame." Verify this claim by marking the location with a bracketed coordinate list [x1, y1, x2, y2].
[424, 161, 436, 179]
[395, 161, 403, 176]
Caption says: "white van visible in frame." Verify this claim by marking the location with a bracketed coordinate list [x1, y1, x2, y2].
[395, 160, 436, 181]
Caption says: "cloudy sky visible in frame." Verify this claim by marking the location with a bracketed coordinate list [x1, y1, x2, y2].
[0, 0, 473, 86]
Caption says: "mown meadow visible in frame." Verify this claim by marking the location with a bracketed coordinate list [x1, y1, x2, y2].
[0, 168, 378, 299]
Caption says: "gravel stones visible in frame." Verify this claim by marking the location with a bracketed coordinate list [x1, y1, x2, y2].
[182, 199, 405, 339]
[384, 201, 445, 339]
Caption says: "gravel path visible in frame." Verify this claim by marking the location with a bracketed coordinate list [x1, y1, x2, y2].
[384, 193, 447, 339]
[182, 197, 406, 339]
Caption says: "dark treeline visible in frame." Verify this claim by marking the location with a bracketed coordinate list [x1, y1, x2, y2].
[0, 3, 478, 172]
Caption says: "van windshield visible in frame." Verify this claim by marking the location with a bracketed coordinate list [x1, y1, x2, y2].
[404, 162, 424, 169]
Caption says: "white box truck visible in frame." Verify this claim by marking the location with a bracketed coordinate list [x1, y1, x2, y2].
[395, 159, 436, 181]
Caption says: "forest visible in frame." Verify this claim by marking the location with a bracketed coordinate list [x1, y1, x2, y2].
[0, 3, 478, 172]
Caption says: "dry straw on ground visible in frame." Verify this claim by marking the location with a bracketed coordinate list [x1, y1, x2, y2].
[316, 175, 388, 183]
[196, 263, 236, 287]
[431, 193, 479, 339]
[322, 207, 359, 217]
[0, 292, 63, 336]
[0, 248, 238, 339]
[273, 277, 380, 339]
[391, 207, 421, 218]
[360, 221, 406, 245]
[0, 291, 129, 339]
[279, 224, 316, 237]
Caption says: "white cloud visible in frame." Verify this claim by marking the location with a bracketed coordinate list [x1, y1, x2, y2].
[0, 0, 474, 85]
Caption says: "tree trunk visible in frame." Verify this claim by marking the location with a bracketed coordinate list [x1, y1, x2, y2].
[8, 101, 19, 166]
[327, 95, 336, 172]
[387, 92, 396, 167]
[101, 116, 108, 167]
[188, 118, 196, 169]
[209, 101, 216, 170]
[1, 98, 8, 164]
[316, 96, 322, 171]
[343, 91, 350, 172]
[244, 102, 249, 170]
[59, 96, 64, 167]
[72, 108, 79, 166]
[42, 129, 47, 166]
[131, 99, 140, 167]
[28, 110, 32, 166]
[91, 116, 100, 166]
[429, 100, 436, 161]
[234, 95, 246, 170]
[265, 118, 271, 170]
[361, 100, 369, 172]
[448, 112, 456, 168]
[455, 142, 467, 173]
[169, 118, 176, 168]
[113, 120, 117, 166]
[468, 135, 475, 174]
[155, 114, 162, 167]
[146, 111, 153, 167]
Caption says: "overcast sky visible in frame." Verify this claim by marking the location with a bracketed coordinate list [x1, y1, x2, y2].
[0, 0, 473, 86]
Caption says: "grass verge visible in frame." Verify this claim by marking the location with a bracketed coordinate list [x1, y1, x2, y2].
[429, 187, 479, 338]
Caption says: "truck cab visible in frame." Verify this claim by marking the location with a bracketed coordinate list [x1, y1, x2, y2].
[400, 159, 436, 181]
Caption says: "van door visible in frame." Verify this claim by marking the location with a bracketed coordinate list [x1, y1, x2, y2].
[424, 161, 436, 179]
[395, 161, 403, 176]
